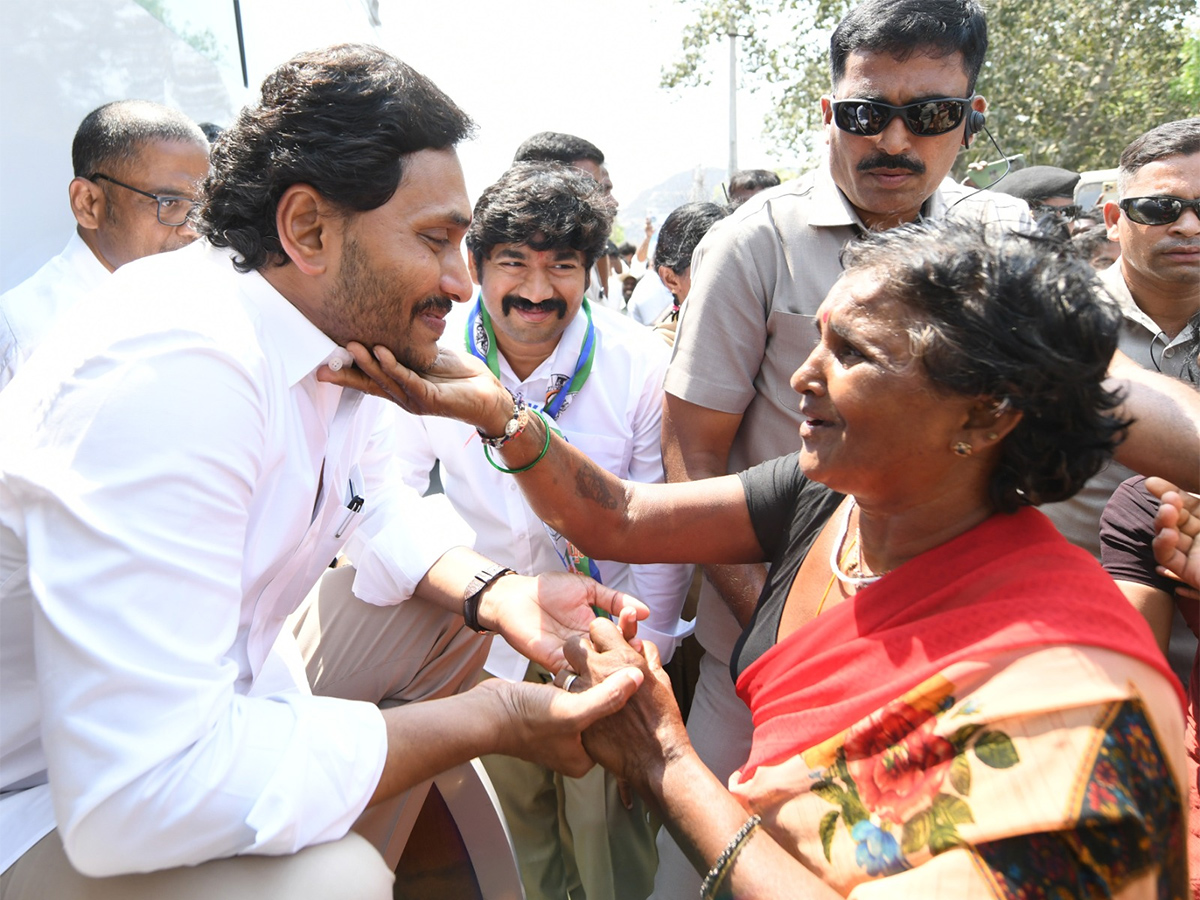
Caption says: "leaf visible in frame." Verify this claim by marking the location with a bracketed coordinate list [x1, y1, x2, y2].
[811, 780, 844, 805]
[901, 810, 932, 855]
[950, 723, 983, 751]
[840, 792, 870, 827]
[931, 793, 975, 826]
[973, 731, 1020, 769]
[949, 753, 972, 796]
[819, 810, 839, 862]
[929, 824, 962, 856]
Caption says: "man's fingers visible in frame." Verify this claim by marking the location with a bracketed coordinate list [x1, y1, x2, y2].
[566, 666, 643, 729]
[592, 585, 649, 621]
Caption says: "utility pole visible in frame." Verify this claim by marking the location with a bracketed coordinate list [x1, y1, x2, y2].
[727, 26, 739, 178]
[726, 23, 750, 180]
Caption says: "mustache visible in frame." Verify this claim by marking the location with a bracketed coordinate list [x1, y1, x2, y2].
[501, 294, 568, 318]
[411, 295, 454, 318]
[858, 152, 926, 175]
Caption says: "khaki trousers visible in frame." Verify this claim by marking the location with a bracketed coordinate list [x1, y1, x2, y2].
[1, 565, 490, 899]
[480, 662, 659, 900]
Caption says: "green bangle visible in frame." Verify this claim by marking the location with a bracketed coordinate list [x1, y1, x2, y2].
[483, 408, 552, 475]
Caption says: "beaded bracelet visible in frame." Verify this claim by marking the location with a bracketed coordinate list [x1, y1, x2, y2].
[699, 814, 761, 900]
[483, 407, 552, 475]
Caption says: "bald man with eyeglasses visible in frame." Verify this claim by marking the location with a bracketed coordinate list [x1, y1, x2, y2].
[0, 100, 209, 390]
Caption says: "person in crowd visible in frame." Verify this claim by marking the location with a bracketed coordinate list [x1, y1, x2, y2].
[656, 2, 1032, 893]
[392, 161, 690, 900]
[1072, 221, 1121, 270]
[0, 100, 210, 389]
[1042, 117, 1200, 558]
[726, 168, 781, 207]
[1102, 474, 1199, 897]
[0, 45, 647, 899]
[325, 221, 1190, 900]
[198, 121, 225, 143]
[628, 201, 727, 340]
[513, 132, 622, 309]
[991, 163, 1081, 236]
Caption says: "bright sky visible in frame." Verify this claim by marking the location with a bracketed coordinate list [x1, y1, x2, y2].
[200, 0, 798, 224]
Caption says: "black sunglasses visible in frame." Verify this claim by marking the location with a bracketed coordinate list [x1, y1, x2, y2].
[1119, 195, 1200, 227]
[830, 97, 972, 137]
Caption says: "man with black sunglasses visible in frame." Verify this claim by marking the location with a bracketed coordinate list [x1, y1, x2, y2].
[1042, 118, 1200, 559]
[654, 2, 1033, 897]
[0, 100, 209, 390]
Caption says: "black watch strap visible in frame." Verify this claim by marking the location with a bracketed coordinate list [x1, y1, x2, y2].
[462, 564, 514, 633]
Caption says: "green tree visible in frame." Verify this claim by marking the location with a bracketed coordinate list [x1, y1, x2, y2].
[663, 0, 1197, 174]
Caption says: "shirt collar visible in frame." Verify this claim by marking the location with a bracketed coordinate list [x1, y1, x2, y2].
[1097, 256, 1165, 337]
[65, 231, 116, 285]
[807, 161, 958, 230]
[230, 247, 350, 387]
[807, 162, 865, 229]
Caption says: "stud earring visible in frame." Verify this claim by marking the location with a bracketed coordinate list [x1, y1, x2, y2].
[953, 441, 973, 457]
[985, 431, 999, 441]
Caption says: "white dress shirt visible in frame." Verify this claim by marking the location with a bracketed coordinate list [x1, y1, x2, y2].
[394, 300, 693, 682]
[626, 273, 674, 326]
[0, 232, 110, 390]
[0, 241, 474, 876]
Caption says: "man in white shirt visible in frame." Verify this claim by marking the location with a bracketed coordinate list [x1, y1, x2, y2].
[0, 45, 646, 900]
[513, 132, 623, 310]
[392, 162, 691, 900]
[0, 100, 210, 389]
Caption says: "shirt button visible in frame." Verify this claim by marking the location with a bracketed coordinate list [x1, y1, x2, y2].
[1164, 348, 1174, 358]
[327, 356, 344, 371]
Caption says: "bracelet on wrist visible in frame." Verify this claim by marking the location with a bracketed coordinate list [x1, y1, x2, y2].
[699, 814, 761, 900]
[483, 407, 552, 475]
[477, 390, 529, 449]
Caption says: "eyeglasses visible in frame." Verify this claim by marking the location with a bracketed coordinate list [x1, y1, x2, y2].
[1119, 195, 1200, 227]
[87, 173, 200, 227]
[830, 97, 973, 137]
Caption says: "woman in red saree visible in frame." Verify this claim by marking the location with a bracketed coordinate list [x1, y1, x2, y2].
[331, 221, 1191, 897]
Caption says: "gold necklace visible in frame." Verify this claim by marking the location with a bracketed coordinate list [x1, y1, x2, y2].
[816, 534, 857, 616]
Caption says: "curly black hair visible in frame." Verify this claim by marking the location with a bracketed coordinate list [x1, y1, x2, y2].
[653, 202, 729, 275]
[841, 222, 1130, 512]
[466, 162, 613, 278]
[200, 44, 474, 272]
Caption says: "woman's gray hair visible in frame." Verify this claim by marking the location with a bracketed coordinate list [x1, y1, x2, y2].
[841, 221, 1130, 512]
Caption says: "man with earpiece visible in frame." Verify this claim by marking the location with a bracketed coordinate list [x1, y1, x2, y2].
[653, 2, 1097, 899]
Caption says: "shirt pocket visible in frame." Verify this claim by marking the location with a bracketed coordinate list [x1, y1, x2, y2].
[764, 310, 815, 414]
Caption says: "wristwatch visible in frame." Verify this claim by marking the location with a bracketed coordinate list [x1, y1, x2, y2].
[477, 392, 530, 449]
[462, 563, 515, 633]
